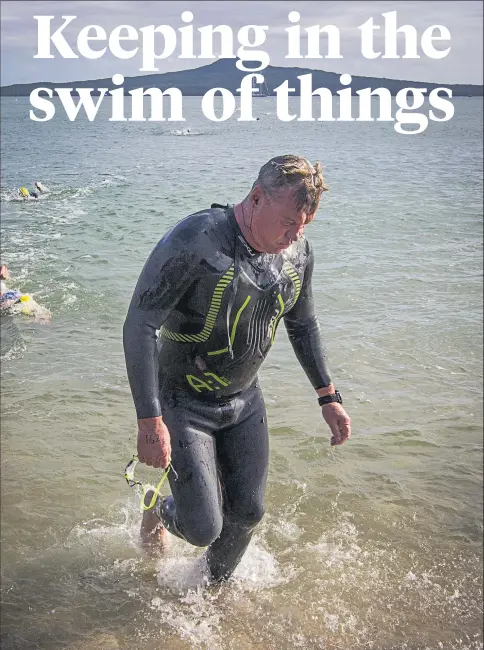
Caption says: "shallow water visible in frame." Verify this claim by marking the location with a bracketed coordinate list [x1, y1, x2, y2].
[0, 97, 482, 650]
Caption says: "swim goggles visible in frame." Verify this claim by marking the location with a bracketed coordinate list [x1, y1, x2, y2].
[124, 455, 177, 511]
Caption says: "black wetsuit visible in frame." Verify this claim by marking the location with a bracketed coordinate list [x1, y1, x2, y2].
[123, 204, 332, 582]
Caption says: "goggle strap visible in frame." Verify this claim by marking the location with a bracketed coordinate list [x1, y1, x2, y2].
[141, 465, 171, 511]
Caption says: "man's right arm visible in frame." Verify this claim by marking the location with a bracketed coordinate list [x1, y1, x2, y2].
[123, 232, 199, 420]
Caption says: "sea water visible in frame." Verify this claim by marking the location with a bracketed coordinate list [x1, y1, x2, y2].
[0, 96, 482, 650]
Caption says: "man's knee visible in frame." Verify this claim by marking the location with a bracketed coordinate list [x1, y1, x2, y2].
[227, 501, 265, 529]
[177, 508, 223, 546]
[181, 517, 223, 547]
[160, 495, 223, 547]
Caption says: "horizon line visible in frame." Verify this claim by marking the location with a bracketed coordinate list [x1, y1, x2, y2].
[1, 58, 482, 89]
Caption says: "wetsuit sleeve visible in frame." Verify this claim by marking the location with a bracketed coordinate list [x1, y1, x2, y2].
[283, 240, 332, 389]
[123, 232, 200, 419]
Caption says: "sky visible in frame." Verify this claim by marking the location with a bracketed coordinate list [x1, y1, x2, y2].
[1, 0, 482, 86]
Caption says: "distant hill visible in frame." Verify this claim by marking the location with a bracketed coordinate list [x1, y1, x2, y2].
[1, 58, 482, 96]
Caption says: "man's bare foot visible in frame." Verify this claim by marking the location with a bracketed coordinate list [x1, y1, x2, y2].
[140, 490, 169, 553]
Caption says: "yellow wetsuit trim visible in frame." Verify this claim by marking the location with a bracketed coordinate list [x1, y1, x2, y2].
[207, 295, 252, 356]
[282, 261, 302, 304]
[271, 294, 285, 344]
[160, 264, 235, 343]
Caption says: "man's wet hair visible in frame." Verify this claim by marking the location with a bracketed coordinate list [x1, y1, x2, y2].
[253, 154, 328, 214]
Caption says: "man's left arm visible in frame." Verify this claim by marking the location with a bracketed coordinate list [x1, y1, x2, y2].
[283, 240, 351, 446]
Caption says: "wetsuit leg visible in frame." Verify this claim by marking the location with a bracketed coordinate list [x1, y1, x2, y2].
[159, 395, 224, 547]
[159, 385, 269, 582]
[206, 389, 269, 583]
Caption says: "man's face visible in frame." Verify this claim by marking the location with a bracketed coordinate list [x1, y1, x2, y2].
[249, 187, 317, 254]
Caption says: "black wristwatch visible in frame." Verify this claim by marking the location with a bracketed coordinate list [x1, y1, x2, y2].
[318, 391, 343, 407]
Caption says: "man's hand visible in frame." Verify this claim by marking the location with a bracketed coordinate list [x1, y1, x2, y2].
[322, 403, 351, 446]
[137, 416, 172, 468]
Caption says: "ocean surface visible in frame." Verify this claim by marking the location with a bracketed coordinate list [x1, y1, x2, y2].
[0, 96, 482, 650]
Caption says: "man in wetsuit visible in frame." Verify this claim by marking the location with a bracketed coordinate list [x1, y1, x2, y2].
[123, 154, 351, 583]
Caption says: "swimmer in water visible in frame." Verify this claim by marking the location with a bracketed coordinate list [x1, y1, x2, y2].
[17, 183, 47, 200]
[0, 265, 51, 321]
[0, 265, 16, 304]
[19, 187, 38, 199]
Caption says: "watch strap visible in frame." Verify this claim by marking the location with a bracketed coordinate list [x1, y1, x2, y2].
[318, 390, 343, 406]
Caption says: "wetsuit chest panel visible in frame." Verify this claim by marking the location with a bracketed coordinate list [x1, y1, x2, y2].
[155, 207, 307, 398]
[161, 256, 300, 343]
[231, 265, 299, 349]
[158, 260, 303, 397]
[204, 279, 287, 360]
